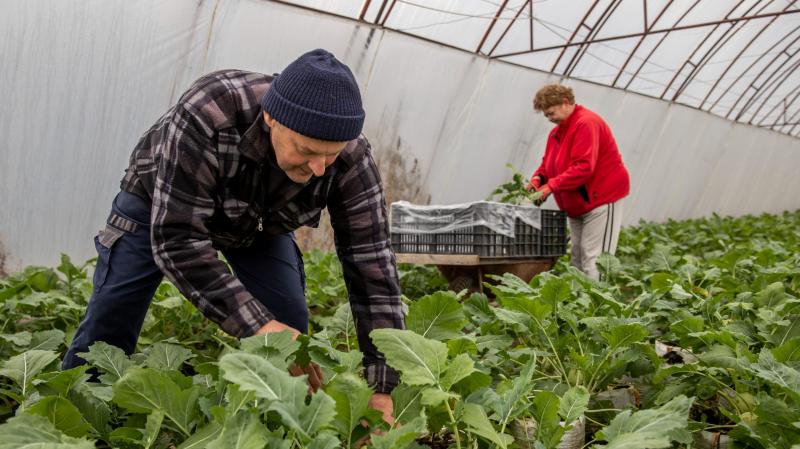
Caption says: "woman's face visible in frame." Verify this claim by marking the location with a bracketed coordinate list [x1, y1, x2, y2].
[542, 100, 575, 124]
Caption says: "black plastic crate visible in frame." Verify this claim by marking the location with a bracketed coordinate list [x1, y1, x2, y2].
[390, 223, 518, 257]
[539, 209, 568, 256]
[390, 203, 567, 258]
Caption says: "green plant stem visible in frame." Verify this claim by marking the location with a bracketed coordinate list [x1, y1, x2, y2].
[211, 335, 238, 352]
[528, 320, 569, 383]
[583, 414, 606, 427]
[586, 338, 636, 392]
[586, 352, 615, 392]
[565, 322, 585, 357]
[715, 389, 742, 416]
[662, 367, 744, 416]
[701, 424, 736, 431]
[697, 374, 742, 415]
[291, 431, 302, 449]
[444, 400, 462, 449]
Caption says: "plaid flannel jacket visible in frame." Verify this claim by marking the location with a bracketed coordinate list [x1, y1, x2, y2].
[120, 69, 404, 392]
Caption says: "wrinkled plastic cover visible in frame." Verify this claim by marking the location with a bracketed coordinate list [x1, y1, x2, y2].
[390, 201, 541, 238]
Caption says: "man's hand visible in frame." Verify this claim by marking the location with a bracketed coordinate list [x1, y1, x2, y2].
[255, 320, 323, 392]
[354, 393, 395, 448]
[526, 175, 542, 191]
[289, 362, 324, 393]
[256, 319, 301, 339]
[531, 184, 552, 206]
[369, 393, 394, 426]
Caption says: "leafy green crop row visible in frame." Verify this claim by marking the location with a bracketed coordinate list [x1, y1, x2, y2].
[0, 210, 798, 448]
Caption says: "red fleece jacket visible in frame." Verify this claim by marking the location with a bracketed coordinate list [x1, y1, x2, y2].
[532, 105, 630, 218]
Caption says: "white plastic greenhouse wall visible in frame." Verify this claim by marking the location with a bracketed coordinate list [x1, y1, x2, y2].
[2, 0, 799, 270]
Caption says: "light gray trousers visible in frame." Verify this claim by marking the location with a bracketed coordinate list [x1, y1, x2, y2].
[568, 200, 623, 280]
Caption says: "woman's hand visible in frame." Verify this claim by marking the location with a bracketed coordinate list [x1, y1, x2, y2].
[526, 175, 542, 191]
[531, 184, 552, 205]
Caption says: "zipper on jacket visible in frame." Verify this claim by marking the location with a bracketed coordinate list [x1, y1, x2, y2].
[257, 217, 263, 232]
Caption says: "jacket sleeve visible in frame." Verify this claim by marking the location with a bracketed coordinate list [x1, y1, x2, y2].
[327, 144, 405, 394]
[150, 106, 274, 338]
[532, 158, 547, 183]
[547, 120, 600, 193]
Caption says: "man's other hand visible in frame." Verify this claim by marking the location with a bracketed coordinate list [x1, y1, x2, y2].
[289, 362, 324, 393]
[255, 320, 323, 392]
[369, 393, 394, 426]
[354, 393, 396, 447]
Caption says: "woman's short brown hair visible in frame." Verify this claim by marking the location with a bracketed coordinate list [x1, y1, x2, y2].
[533, 84, 575, 111]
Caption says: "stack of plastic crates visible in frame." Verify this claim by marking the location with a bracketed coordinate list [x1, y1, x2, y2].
[390, 202, 567, 258]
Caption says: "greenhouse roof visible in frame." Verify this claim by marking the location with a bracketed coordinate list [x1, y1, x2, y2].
[278, 0, 800, 137]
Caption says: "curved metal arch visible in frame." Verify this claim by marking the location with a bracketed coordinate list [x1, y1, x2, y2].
[710, 24, 800, 112]
[670, 0, 780, 103]
[787, 101, 800, 135]
[487, 0, 530, 56]
[612, 0, 674, 87]
[476, 0, 511, 54]
[379, 0, 398, 26]
[660, 0, 749, 100]
[548, 1, 601, 73]
[294, 0, 800, 137]
[700, 1, 798, 109]
[489, 10, 799, 57]
[757, 83, 800, 128]
[562, 0, 626, 78]
[727, 34, 800, 119]
[373, 0, 388, 24]
[622, 0, 702, 90]
[743, 55, 800, 123]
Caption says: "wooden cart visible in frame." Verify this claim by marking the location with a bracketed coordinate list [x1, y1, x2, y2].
[396, 252, 558, 293]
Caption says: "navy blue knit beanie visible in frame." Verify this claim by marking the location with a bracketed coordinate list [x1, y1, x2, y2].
[261, 49, 365, 141]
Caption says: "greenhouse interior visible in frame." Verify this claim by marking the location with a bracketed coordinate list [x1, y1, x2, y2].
[1, 0, 799, 448]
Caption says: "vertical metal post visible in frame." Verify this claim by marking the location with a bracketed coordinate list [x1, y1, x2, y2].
[529, 0, 534, 50]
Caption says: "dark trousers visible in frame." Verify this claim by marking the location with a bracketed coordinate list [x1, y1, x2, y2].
[62, 191, 307, 369]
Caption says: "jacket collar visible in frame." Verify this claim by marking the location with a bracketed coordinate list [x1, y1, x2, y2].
[239, 112, 277, 164]
[552, 104, 583, 142]
[553, 104, 583, 140]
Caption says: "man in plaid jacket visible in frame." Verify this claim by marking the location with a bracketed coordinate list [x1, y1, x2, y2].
[63, 49, 403, 422]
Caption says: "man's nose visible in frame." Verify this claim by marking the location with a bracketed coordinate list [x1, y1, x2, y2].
[308, 156, 326, 177]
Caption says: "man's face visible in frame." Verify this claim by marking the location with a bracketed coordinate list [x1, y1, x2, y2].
[542, 100, 574, 124]
[264, 112, 348, 183]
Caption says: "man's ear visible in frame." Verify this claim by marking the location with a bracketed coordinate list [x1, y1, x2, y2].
[263, 111, 275, 128]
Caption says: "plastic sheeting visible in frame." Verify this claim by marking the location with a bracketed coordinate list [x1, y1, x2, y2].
[2, 0, 799, 270]
[391, 201, 541, 238]
[302, 0, 800, 138]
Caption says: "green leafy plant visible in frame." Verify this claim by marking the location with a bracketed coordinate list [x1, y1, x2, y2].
[0, 211, 799, 448]
[489, 163, 537, 205]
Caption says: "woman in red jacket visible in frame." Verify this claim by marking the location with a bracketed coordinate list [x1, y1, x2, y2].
[527, 84, 630, 280]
